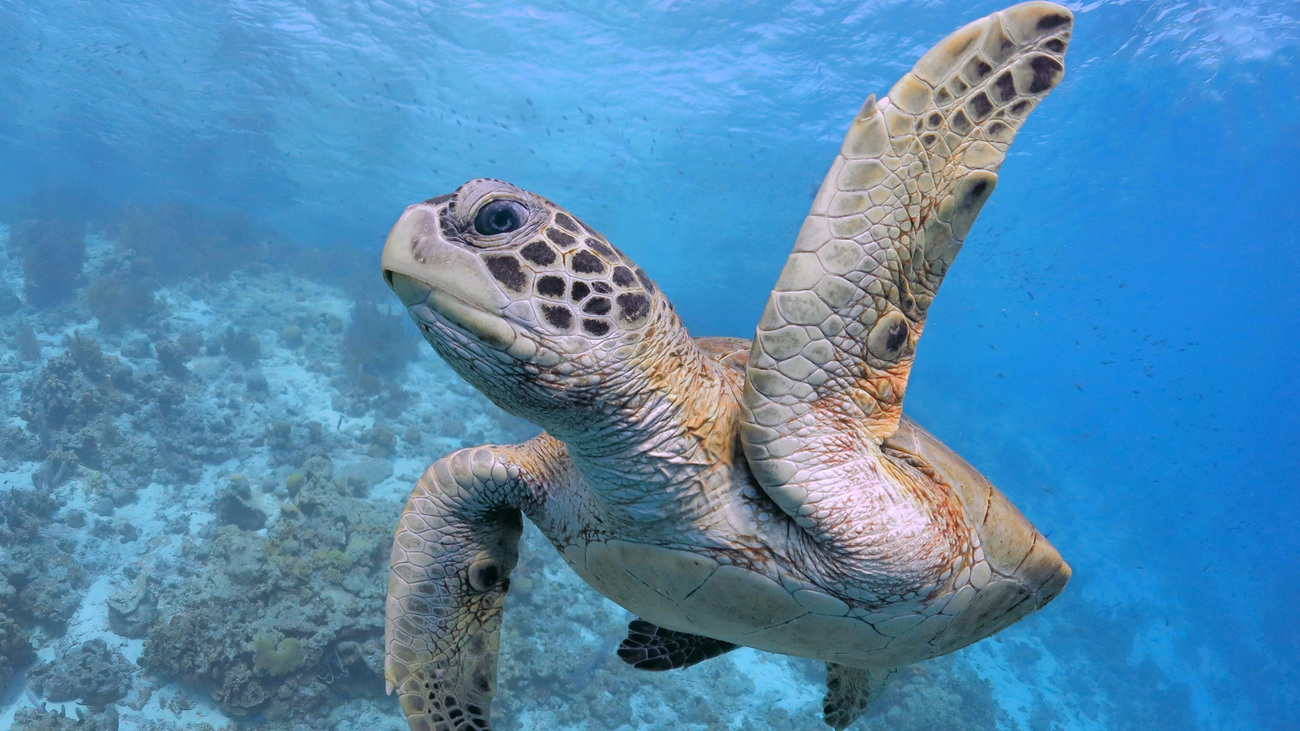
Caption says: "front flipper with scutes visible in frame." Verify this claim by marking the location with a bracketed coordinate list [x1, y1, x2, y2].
[386, 438, 565, 731]
[617, 619, 739, 671]
[739, 3, 1072, 535]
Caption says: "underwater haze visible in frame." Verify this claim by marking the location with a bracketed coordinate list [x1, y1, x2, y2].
[1, 1, 1297, 730]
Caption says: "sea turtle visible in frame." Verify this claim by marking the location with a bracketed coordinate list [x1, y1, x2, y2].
[380, 3, 1073, 729]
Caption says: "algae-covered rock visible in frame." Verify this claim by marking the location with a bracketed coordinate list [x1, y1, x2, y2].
[18, 330, 239, 488]
[29, 638, 134, 710]
[107, 575, 156, 639]
[138, 457, 399, 723]
[1, 489, 85, 635]
[336, 457, 392, 491]
[211, 486, 267, 531]
[0, 606, 35, 689]
[9, 707, 83, 731]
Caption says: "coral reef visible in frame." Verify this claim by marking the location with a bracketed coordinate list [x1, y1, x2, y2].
[858, 661, 1004, 730]
[218, 328, 261, 366]
[9, 707, 85, 731]
[341, 300, 416, 394]
[138, 456, 396, 722]
[18, 330, 238, 492]
[251, 633, 308, 677]
[211, 480, 267, 531]
[84, 272, 161, 334]
[14, 321, 42, 361]
[0, 488, 84, 636]
[0, 592, 37, 690]
[8, 217, 86, 308]
[29, 638, 134, 710]
[0, 285, 21, 316]
[111, 203, 260, 283]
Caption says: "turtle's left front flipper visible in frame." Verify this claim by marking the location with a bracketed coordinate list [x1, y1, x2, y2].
[740, 3, 1071, 531]
[386, 437, 566, 731]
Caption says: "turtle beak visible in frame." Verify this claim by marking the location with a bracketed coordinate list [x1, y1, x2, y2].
[381, 202, 519, 351]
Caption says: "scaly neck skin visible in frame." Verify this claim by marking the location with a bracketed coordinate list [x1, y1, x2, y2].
[543, 311, 742, 529]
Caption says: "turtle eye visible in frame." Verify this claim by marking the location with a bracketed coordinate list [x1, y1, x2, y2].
[473, 199, 527, 236]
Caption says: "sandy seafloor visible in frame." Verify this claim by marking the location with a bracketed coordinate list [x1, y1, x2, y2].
[0, 225, 1210, 731]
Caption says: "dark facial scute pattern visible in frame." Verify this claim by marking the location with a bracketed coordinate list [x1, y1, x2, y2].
[459, 196, 657, 339]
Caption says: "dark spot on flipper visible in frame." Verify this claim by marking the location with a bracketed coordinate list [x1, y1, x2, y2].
[553, 212, 579, 232]
[586, 237, 616, 258]
[570, 281, 590, 301]
[616, 292, 650, 322]
[950, 108, 972, 135]
[571, 250, 606, 275]
[868, 311, 911, 360]
[536, 275, 565, 298]
[966, 91, 994, 121]
[592, 281, 612, 294]
[612, 266, 636, 287]
[582, 319, 610, 336]
[927, 112, 943, 128]
[988, 121, 1009, 138]
[1043, 38, 1066, 53]
[520, 240, 556, 266]
[582, 297, 612, 315]
[1010, 99, 1032, 116]
[921, 133, 937, 147]
[635, 268, 656, 292]
[885, 320, 907, 352]
[484, 255, 525, 292]
[546, 227, 576, 248]
[542, 305, 573, 330]
[964, 57, 993, 82]
[935, 87, 952, 105]
[993, 71, 1017, 103]
[1027, 54, 1064, 94]
[469, 561, 500, 591]
[1036, 13, 1070, 31]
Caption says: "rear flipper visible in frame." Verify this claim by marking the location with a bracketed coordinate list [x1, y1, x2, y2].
[823, 664, 897, 730]
[617, 619, 739, 671]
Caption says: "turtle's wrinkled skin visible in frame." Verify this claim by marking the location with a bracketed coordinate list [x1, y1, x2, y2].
[380, 4, 1073, 729]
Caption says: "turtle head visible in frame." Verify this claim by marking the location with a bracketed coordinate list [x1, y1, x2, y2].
[382, 179, 678, 431]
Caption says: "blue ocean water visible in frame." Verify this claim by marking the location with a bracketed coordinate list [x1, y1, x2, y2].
[0, 1, 1296, 730]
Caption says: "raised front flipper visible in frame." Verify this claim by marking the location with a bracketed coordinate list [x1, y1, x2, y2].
[617, 619, 738, 671]
[386, 438, 563, 731]
[741, 3, 1072, 530]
